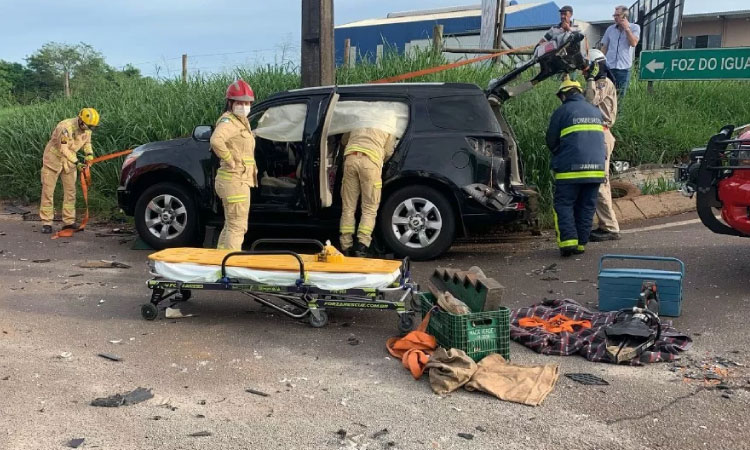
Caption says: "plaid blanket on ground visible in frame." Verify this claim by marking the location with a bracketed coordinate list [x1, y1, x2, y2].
[510, 299, 692, 365]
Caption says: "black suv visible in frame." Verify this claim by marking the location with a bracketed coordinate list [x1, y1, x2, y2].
[117, 83, 534, 260]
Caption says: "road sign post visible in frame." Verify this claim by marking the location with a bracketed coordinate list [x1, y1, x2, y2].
[640, 47, 750, 81]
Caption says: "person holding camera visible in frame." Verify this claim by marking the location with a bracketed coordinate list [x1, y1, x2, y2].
[600, 5, 640, 97]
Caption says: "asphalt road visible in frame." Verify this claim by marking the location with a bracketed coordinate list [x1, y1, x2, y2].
[1, 211, 748, 450]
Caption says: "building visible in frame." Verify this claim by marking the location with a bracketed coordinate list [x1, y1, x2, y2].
[335, 2, 578, 65]
[587, 9, 750, 50]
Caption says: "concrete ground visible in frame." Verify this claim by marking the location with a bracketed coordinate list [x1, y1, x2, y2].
[1, 211, 748, 450]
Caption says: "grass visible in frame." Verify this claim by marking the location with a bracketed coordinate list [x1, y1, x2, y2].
[640, 177, 680, 196]
[1, 50, 749, 225]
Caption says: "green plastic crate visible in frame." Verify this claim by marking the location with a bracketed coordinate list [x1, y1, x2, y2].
[420, 293, 510, 362]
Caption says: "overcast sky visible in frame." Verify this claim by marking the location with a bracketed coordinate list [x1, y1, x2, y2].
[0, 0, 745, 77]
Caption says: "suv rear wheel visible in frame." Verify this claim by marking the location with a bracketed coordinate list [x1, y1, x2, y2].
[134, 182, 199, 249]
[379, 185, 456, 260]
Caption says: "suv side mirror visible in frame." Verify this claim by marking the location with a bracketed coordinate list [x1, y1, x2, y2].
[193, 125, 213, 142]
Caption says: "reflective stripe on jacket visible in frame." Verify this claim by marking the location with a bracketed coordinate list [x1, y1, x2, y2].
[546, 93, 606, 184]
[342, 128, 396, 167]
[42, 118, 93, 172]
[210, 111, 257, 186]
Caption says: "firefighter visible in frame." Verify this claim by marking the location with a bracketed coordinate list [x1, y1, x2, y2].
[546, 79, 606, 257]
[339, 127, 396, 257]
[210, 79, 256, 250]
[583, 49, 621, 242]
[39, 108, 100, 234]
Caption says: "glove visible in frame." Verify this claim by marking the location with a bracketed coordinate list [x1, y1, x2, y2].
[77, 162, 88, 171]
[85, 155, 94, 162]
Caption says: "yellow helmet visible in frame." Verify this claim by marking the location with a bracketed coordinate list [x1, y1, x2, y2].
[557, 79, 582, 95]
[78, 108, 100, 128]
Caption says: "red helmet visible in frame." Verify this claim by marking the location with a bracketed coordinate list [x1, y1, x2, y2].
[226, 79, 254, 102]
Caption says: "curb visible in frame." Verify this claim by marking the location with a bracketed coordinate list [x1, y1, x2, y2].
[613, 191, 695, 223]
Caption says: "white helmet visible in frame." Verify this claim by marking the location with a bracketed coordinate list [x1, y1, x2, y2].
[588, 49, 606, 63]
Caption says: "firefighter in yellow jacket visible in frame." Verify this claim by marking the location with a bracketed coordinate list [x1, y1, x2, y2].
[339, 127, 396, 256]
[210, 79, 256, 250]
[39, 108, 100, 234]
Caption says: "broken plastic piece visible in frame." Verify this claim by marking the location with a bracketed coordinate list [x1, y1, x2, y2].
[79, 260, 131, 269]
[98, 353, 122, 362]
[91, 387, 153, 407]
[189, 431, 212, 437]
[67, 438, 85, 448]
[245, 388, 269, 397]
[565, 373, 609, 386]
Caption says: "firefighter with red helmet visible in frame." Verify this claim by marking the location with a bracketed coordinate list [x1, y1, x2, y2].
[210, 79, 256, 250]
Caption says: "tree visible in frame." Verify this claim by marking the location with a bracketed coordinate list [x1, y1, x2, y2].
[26, 42, 110, 98]
[0, 60, 36, 104]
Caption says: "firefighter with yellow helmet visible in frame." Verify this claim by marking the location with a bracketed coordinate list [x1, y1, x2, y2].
[39, 108, 100, 234]
[210, 79, 256, 250]
[546, 79, 606, 257]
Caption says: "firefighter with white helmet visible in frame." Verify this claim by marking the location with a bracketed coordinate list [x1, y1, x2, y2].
[584, 49, 621, 242]
[210, 79, 256, 250]
[39, 107, 100, 234]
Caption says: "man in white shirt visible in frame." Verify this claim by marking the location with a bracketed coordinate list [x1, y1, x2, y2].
[600, 5, 641, 97]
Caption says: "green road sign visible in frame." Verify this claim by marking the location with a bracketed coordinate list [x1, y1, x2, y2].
[639, 47, 750, 80]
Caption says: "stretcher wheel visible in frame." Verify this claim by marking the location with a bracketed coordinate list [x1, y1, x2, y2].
[309, 310, 328, 328]
[398, 313, 416, 333]
[176, 290, 191, 301]
[141, 303, 159, 321]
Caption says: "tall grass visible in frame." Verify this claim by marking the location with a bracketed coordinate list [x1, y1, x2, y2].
[1, 50, 749, 224]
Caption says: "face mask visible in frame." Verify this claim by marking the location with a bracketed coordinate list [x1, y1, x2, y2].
[233, 104, 251, 117]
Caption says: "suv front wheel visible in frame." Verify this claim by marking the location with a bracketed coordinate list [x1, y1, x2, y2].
[134, 182, 200, 249]
[379, 185, 456, 260]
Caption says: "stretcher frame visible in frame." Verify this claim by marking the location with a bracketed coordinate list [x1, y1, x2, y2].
[142, 239, 418, 331]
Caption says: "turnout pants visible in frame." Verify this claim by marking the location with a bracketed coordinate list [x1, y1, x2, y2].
[40, 164, 77, 226]
[596, 129, 620, 232]
[339, 153, 382, 250]
[554, 182, 600, 250]
[215, 177, 251, 251]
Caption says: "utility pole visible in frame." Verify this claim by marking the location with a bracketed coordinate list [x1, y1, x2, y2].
[301, 0, 335, 87]
[182, 54, 188, 83]
[480, 0, 507, 63]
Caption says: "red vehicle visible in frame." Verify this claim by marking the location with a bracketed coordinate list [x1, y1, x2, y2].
[677, 125, 750, 237]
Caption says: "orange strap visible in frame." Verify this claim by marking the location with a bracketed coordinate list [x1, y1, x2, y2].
[518, 314, 592, 334]
[51, 149, 134, 240]
[370, 45, 534, 84]
[385, 310, 437, 379]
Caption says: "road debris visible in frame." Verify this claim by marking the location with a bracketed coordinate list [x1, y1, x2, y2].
[58, 352, 73, 359]
[32, 259, 51, 263]
[336, 429, 347, 439]
[91, 387, 153, 407]
[98, 353, 122, 362]
[109, 339, 122, 344]
[458, 433, 474, 440]
[372, 428, 389, 439]
[165, 307, 195, 319]
[246, 388, 269, 397]
[565, 373, 610, 386]
[78, 260, 131, 269]
[189, 431, 212, 437]
[66, 438, 85, 448]
[347, 335, 360, 346]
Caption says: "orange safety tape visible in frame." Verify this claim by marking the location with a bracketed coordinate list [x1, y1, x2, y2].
[370, 45, 535, 84]
[51, 148, 134, 240]
[385, 310, 437, 379]
[518, 314, 592, 334]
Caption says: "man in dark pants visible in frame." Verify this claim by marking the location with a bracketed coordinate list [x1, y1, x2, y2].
[546, 79, 607, 257]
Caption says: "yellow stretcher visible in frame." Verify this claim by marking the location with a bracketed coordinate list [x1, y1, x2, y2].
[143, 239, 418, 331]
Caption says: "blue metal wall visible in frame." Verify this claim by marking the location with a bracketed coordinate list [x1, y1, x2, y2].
[334, 1, 561, 64]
